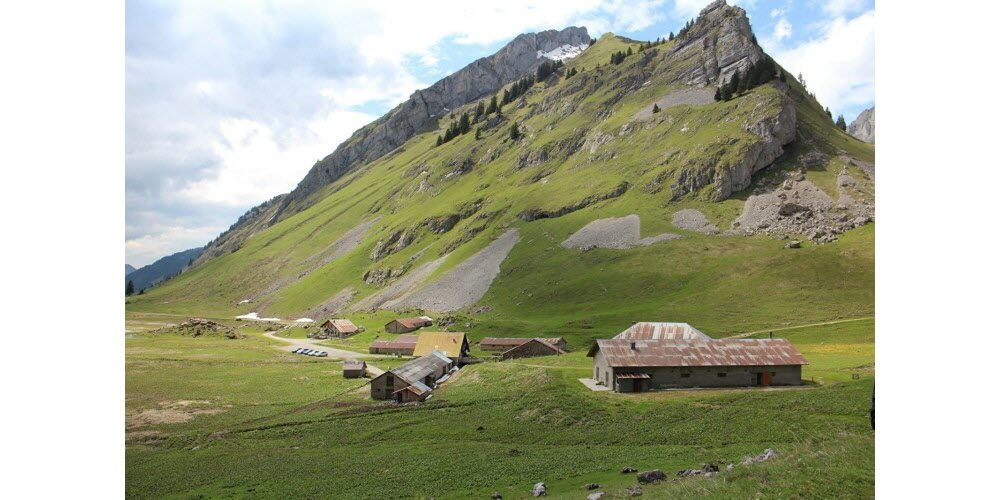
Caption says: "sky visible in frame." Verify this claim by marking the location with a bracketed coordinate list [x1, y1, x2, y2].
[125, 0, 875, 268]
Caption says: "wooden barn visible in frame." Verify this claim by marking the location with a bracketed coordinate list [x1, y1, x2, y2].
[499, 338, 566, 360]
[412, 332, 469, 359]
[343, 359, 367, 378]
[368, 335, 417, 355]
[321, 319, 359, 338]
[480, 337, 567, 352]
[370, 351, 453, 402]
[588, 334, 808, 392]
[385, 316, 434, 334]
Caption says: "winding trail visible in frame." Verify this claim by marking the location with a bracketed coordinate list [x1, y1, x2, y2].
[724, 317, 875, 339]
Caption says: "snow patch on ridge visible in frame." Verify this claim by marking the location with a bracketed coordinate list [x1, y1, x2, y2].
[537, 43, 588, 62]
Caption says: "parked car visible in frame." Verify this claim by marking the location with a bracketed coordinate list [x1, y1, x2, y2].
[292, 348, 304, 354]
[300, 349, 313, 355]
[315, 351, 328, 357]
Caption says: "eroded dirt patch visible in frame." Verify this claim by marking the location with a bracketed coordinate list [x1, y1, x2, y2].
[126, 400, 228, 429]
[562, 214, 682, 250]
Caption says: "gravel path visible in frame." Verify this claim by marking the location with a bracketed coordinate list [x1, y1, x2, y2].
[262, 331, 391, 360]
[562, 215, 681, 250]
[388, 229, 521, 312]
[672, 209, 719, 234]
[632, 88, 716, 120]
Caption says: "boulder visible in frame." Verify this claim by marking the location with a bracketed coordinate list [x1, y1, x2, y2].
[626, 485, 643, 496]
[785, 240, 801, 249]
[636, 470, 667, 484]
[490, 493, 502, 500]
[741, 448, 778, 465]
[621, 467, 638, 473]
[587, 492, 607, 500]
[585, 483, 601, 490]
[531, 482, 546, 497]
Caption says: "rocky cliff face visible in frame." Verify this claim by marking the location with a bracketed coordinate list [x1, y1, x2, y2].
[672, 0, 765, 86]
[848, 106, 874, 143]
[195, 26, 589, 267]
[289, 27, 590, 207]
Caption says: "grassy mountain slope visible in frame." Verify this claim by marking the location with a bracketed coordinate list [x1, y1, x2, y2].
[126, 28, 873, 336]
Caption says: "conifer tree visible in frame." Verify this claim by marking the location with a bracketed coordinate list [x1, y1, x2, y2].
[652, 104, 660, 114]
[836, 115, 847, 131]
[475, 101, 485, 118]
[436, 135, 443, 147]
[126, 280, 134, 296]
[825, 107, 833, 119]
[669, 31, 675, 41]
[626, 47, 633, 56]
[487, 96, 498, 114]
[509, 122, 520, 140]
[459, 113, 470, 134]
[475, 127, 482, 140]
[714, 87, 722, 101]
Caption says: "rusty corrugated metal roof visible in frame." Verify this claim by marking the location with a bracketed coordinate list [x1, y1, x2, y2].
[614, 322, 711, 341]
[370, 335, 418, 350]
[593, 338, 808, 367]
[392, 317, 434, 329]
[481, 337, 566, 347]
[324, 318, 359, 333]
[343, 359, 365, 370]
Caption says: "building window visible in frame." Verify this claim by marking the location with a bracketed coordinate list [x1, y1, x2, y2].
[681, 373, 691, 378]
[771, 371, 776, 376]
[717, 372, 727, 377]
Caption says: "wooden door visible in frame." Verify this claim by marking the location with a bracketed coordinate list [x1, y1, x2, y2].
[762, 371, 772, 386]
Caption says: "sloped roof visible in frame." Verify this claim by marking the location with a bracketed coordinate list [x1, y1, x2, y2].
[324, 318, 359, 333]
[589, 338, 808, 367]
[370, 335, 418, 350]
[614, 322, 711, 341]
[343, 359, 366, 370]
[390, 351, 452, 384]
[412, 332, 468, 358]
[391, 316, 434, 329]
[482, 337, 566, 347]
[501, 338, 566, 357]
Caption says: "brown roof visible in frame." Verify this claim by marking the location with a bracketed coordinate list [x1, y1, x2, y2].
[343, 359, 366, 370]
[324, 319, 359, 333]
[392, 316, 433, 329]
[370, 335, 418, 350]
[481, 337, 566, 347]
[589, 338, 808, 368]
[614, 322, 711, 341]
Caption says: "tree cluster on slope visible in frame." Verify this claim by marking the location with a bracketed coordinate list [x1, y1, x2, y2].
[714, 57, 779, 101]
[610, 46, 633, 65]
[638, 37, 667, 52]
[535, 59, 563, 82]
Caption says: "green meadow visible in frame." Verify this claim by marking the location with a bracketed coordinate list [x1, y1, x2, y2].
[125, 312, 874, 499]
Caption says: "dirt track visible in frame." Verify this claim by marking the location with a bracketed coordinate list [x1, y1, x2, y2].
[262, 331, 392, 360]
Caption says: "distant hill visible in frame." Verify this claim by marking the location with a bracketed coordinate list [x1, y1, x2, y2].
[126, 247, 202, 293]
[125, 264, 136, 276]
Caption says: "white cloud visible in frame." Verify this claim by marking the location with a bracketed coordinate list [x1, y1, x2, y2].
[823, 0, 866, 17]
[125, 225, 223, 269]
[767, 9, 875, 116]
[771, 17, 792, 42]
